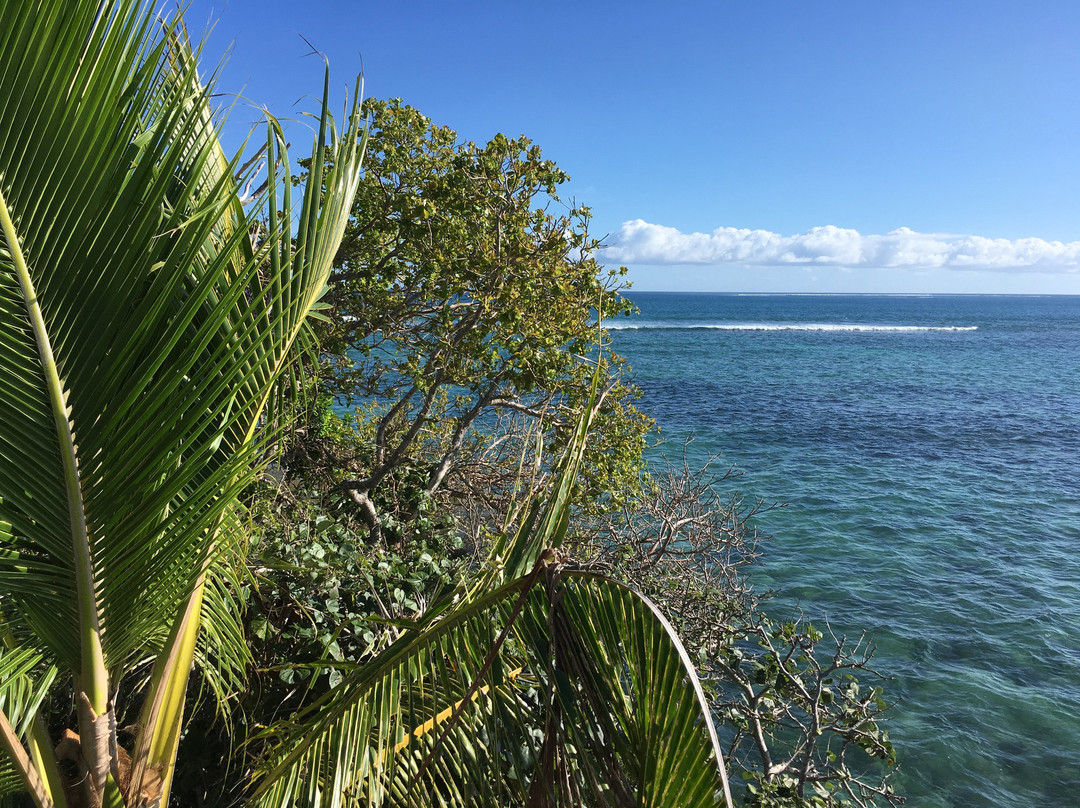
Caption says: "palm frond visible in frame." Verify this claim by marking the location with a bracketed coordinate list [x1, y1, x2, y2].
[0, 0, 364, 680]
[192, 501, 253, 711]
[250, 565, 731, 808]
[0, 645, 59, 803]
[1, 1, 365, 804]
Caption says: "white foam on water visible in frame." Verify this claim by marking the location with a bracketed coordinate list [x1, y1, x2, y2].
[603, 321, 979, 332]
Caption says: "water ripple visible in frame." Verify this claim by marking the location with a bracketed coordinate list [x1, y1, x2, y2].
[614, 293, 1080, 807]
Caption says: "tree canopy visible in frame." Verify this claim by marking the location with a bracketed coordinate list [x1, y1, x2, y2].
[307, 99, 650, 543]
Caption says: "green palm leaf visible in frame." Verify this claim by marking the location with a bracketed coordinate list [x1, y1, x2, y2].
[0, 644, 60, 804]
[251, 378, 733, 808]
[251, 567, 732, 808]
[0, 1, 365, 805]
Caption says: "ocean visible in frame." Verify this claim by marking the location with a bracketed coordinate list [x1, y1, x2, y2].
[607, 293, 1080, 807]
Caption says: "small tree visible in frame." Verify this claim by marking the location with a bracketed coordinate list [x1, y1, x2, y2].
[308, 99, 649, 541]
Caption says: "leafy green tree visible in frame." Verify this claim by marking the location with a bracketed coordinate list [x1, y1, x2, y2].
[309, 99, 649, 542]
[235, 104, 656, 773]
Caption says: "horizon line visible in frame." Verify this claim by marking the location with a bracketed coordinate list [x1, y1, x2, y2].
[619, 290, 1080, 297]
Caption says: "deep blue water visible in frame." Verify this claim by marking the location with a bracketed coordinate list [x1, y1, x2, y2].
[608, 293, 1080, 807]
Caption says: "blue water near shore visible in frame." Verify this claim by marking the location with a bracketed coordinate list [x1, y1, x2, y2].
[608, 293, 1080, 807]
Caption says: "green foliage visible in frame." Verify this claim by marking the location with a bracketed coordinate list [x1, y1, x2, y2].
[247, 391, 734, 807]
[0, 0, 364, 804]
[248, 483, 460, 690]
[302, 98, 649, 543]
[715, 614, 899, 808]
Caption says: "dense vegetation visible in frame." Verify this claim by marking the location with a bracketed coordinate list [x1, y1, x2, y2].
[196, 99, 902, 807]
[0, 2, 900, 806]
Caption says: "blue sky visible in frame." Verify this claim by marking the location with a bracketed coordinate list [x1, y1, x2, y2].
[192, 0, 1080, 293]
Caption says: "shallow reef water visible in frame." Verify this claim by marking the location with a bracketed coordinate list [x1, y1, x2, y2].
[612, 292, 1080, 807]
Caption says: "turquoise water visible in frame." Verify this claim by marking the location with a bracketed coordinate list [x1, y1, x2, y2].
[609, 293, 1080, 807]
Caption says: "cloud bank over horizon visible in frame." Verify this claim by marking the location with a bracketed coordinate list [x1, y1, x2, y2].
[603, 220, 1080, 273]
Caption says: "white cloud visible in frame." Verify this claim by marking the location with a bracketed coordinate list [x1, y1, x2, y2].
[602, 220, 1080, 272]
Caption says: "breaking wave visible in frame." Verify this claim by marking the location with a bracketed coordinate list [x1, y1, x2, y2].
[603, 321, 979, 332]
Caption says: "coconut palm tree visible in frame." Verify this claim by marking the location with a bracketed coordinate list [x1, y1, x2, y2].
[0, 1, 364, 804]
[0, 2, 733, 806]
